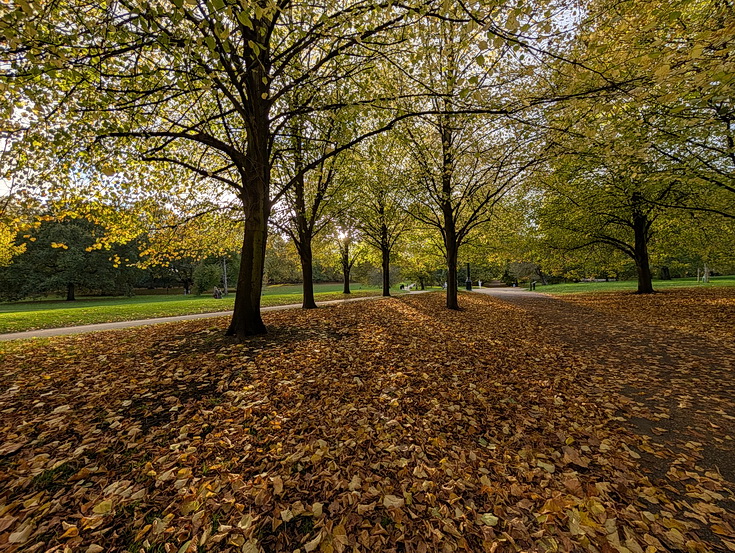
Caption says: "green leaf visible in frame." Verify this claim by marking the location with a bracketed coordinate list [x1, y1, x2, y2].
[478, 513, 499, 526]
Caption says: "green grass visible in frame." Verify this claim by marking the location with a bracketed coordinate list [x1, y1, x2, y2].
[0, 283, 385, 334]
[537, 275, 735, 295]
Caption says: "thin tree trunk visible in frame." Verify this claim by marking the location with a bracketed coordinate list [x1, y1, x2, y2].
[445, 237, 459, 309]
[381, 246, 391, 297]
[419, 277, 425, 290]
[299, 240, 317, 309]
[380, 221, 391, 296]
[439, 110, 460, 310]
[342, 264, 351, 294]
[66, 283, 75, 301]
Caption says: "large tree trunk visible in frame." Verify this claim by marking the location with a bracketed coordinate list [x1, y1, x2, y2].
[632, 193, 654, 294]
[227, 195, 269, 337]
[66, 283, 75, 301]
[299, 240, 317, 309]
[226, 38, 271, 338]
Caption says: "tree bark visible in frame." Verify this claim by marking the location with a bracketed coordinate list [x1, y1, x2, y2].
[439, 110, 460, 310]
[632, 192, 654, 294]
[341, 242, 351, 294]
[445, 236, 459, 309]
[66, 283, 75, 301]
[299, 240, 318, 309]
[378, 220, 391, 296]
[226, 50, 271, 338]
[381, 245, 391, 297]
[227, 195, 269, 337]
[418, 277, 425, 290]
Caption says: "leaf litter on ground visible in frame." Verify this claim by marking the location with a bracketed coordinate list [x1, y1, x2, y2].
[0, 291, 733, 552]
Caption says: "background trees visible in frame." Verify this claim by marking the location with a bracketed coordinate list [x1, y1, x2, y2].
[0, 218, 141, 300]
[1, 0, 433, 335]
[0, 0, 733, 324]
[345, 138, 413, 297]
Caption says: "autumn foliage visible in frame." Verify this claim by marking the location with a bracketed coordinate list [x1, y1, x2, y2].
[0, 292, 733, 552]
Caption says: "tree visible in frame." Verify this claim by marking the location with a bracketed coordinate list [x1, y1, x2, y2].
[404, 111, 542, 307]
[398, 227, 444, 290]
[1, 0, 433, 336]
[538, 134, 672, 294]
[346, 138, 413, 297]
[0, 217, 140, 300]
[264, 233, 301, 284]
[193, 261, 223, 295]
[586, 0, 735, 213]
[393, 2, 555, 308]
[335, 229, 362, 295]
[273, 113, 348, 308]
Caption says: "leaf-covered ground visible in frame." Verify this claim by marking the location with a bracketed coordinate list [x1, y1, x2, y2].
[557, 287, 735, 345]
[0, 292, 733, 553]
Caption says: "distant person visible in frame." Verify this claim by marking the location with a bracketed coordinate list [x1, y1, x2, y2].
[478, 280, 482, 288]
[213, 286, 221, 299]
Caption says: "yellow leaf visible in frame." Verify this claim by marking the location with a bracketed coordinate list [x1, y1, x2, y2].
[9, 522, 34, 544]
[60, 525, 79, 538]
[537, 460, 555, 473]
[333, 524, 348, 545]
[92, 500, 113, 514]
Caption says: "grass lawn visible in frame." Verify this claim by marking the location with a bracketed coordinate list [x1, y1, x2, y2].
[537, 274, 735, 294]
[0, 292, 731, 552]
[0, 283, 384, 334]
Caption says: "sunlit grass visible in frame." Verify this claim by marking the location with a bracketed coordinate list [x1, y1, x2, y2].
[538, 275, 735, 295]
[0, 283, 384, 333]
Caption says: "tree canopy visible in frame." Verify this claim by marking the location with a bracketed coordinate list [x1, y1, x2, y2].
[1, 0, 733, 330]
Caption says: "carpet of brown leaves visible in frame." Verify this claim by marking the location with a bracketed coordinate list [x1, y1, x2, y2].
[558, 287, 735, 346]
[0, 292, 733, 553]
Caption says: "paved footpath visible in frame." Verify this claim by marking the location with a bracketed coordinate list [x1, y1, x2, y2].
[0, 295, 389, 342]
[473, 286, 735, 486]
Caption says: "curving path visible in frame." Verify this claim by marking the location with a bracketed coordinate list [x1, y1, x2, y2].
[0, 295, 393, 342]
